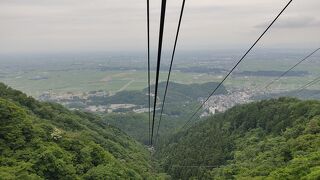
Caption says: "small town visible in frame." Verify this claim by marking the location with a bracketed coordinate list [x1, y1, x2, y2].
[201, 88, 256, 116]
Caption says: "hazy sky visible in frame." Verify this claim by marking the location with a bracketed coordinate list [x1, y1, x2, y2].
[0, 0, 319, 54]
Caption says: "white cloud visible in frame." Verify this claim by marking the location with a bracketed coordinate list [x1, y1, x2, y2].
[256, 16, 320, 29]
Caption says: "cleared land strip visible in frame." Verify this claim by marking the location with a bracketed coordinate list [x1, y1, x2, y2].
[117, 80, 135, 92]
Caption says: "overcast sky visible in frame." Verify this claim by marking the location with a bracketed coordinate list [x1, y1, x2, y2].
[0, 0, 319, 54]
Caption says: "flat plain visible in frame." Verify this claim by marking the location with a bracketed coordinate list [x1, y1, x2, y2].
[0, 50, 319, 98]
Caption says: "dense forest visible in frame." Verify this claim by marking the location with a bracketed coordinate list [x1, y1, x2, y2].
[103, 101, 198, 145]
[0, 83, 166, 179]
[156, 98, 320, 179]
[2, 81, 320, 179]
[94, 82, 225, 145]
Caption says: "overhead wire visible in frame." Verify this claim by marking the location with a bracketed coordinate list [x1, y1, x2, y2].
[154, 0, 186, 146]
[274, 75, 320, 99]
[295, 75, 320, 94]
[151, 0, 167, 146]
[264, 48, 320, 90]
[169, 75, 320, 170]
[308, 89, 320, 99]
[146, 0, 151, 146]
[181, 0, 293, 129]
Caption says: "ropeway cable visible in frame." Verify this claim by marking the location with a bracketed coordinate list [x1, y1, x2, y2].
[151, 0, 167, 146]
[181, 0, 293, 129]
[155, 0, 186, 146]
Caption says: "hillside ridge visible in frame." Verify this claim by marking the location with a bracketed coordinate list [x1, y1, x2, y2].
[157, 97, 320, 179]
[0, 83, 165, 179]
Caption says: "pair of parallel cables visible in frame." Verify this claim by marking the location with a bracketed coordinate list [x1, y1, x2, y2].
[146, 0, 186, 146]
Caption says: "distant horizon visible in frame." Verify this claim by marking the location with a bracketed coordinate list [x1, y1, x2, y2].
[0, 47, 318, 57]
[1, 0, 319, 54]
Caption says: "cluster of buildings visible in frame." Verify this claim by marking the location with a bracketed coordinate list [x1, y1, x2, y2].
[201, 88, 255, 116]
[39, 90, 108, 102]
[82, 104, 153, 113]
[39, 87, 258, 116]
[39, 92, 86, 102]
[38, 91, 151, 114]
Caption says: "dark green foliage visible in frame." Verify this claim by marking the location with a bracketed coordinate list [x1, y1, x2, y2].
[103, 113, 150, 144]
[103, 102, 199, 145]
[3, 80, 319, 179]
[87, 81, 227, 106]
[80, 82, 226, 145]
[0, 83, 162, 179]
[157, 98, 320, 179]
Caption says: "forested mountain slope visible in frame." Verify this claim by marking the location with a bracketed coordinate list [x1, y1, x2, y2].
[96, 82, 227, 145]
[157, 98, 320, 179]
[103, 101, 198, 145]
[0, 83, 165, 179]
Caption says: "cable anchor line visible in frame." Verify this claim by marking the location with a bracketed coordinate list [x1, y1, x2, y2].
[182, 0, 293, 129]
[264, 48, 320, 90]
[155, 0, 186, 146]
[151, 0, 167, 146]
[296, 76, 320, 94]
[146, 0, 152, 146]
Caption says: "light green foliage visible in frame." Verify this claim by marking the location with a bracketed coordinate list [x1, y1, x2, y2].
[2, 80, 320, 179]
[0, 83, 163, 179]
